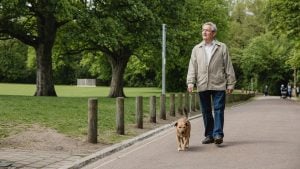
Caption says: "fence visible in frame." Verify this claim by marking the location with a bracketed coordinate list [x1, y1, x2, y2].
[77, 79, 96, 87]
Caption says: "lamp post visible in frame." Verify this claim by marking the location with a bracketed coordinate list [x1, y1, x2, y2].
[162, 24, 166, 95]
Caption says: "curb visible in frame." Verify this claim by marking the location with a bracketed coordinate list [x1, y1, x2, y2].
[60, 114, 201, 169]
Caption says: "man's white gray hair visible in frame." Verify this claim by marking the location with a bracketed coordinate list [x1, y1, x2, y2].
[203, 22, 217, 32]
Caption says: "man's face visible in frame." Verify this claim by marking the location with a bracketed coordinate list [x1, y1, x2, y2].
[202, 24, 216, 42]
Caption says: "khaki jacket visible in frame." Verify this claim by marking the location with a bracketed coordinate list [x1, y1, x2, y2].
[186, 40, 236, 91]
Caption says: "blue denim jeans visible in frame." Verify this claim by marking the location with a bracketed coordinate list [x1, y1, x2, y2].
[199, 90, 226, 138]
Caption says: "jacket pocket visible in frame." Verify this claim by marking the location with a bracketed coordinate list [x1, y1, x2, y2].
[197, 72, 207, 85]
[211, 69, 225, 84]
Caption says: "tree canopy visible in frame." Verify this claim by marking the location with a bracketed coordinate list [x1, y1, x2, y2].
[0, 0, 82, 96]
[266, 0, 300, 41]
[0, 0, 299, 96]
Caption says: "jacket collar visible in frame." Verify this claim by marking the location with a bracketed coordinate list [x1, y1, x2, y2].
[198, 40, 221, 48]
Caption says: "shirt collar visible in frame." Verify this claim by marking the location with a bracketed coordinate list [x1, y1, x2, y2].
[199, 40, 220, 48]
[205, 40, 215, 46]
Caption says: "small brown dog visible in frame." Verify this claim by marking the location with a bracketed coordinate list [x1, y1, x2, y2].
[174, 115, 191, 151]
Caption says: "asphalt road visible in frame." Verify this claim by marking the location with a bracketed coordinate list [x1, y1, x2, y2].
[82, 96, 300, 169]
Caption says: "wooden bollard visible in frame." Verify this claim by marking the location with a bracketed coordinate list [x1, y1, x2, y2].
[116, 97, 125, 135]
[169, 93, 175, 117]
[149, 96, 156, 123]
[177, 93, 183, 115]
[88, 98, 98, 143]
[136, 96, 143, 129]
[160, 94, 166, 120]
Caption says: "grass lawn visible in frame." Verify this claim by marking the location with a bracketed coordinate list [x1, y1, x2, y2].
[0, 83, 177, 143]
[0, 83, 250, 144]
[0, 83, 162, 97]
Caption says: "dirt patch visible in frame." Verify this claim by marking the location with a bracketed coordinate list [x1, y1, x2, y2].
[0, 125, 109, 155]
[0, 113, 196, 155]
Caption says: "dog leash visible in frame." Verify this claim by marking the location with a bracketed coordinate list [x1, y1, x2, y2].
[189, 94, 192, 118]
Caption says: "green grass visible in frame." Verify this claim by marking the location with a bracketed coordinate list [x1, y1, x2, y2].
[0, 83, 250, 144]
[0, 83, 172, 143]
[0, 83, 162, 97]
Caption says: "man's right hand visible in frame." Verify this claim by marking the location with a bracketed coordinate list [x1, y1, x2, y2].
[187, 84, 194, 93]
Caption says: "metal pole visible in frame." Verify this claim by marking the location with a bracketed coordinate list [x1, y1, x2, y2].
[162, 24, 166, 95]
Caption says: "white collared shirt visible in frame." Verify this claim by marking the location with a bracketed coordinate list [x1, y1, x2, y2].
[204, 40, 215, 65]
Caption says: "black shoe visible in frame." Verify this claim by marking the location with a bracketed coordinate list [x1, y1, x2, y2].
[214, 136, 223, 144]
[202, 137, 214, 144]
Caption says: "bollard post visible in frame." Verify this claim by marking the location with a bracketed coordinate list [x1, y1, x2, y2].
[177, 93, 183, 115]
[88, 98, 98, 143]
[169, 93, 175, 117]
[116, 97, 125, 135]
[136, 96, 143, 129]
[149, 96, 156, 123]
[160, 94, 166, 120]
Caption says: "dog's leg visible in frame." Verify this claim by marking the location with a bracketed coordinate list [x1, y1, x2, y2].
[179, 137, 185, 151]
[186, 122, 191, 149]
[180, 137, 185, 151]
[182, 137, 187, 150]
[176, 136, 182, 151]
[186, 137, 190, 148]
[186, 133, 190, 149]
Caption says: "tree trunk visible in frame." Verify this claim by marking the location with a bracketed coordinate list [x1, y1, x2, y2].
[34, 15, 57, 96]
[107, 53, 130, 98]
[34, 44, 56, 96]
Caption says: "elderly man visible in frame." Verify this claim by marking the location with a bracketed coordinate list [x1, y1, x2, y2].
[186, 22, 236, 145]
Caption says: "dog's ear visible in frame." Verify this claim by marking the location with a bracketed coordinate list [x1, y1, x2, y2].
[174, 122, 178, 127]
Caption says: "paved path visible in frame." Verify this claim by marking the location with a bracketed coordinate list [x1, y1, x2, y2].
[82, 96, 300, 169]
[0, 148, 83, 169]
[0, 96, 299, 169]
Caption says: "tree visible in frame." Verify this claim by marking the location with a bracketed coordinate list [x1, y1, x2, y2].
[57, 0, 230, 96]
[0, 0, 80, 96]
[59, 0, 162, 97]
[79, 52, 112, 85]
[0, 40, 29, 82]
[266, 0, 300, 94]
[241, 33, 292, 94]
[124, 54, 156, 87]
[151, 0, 230, 92]
[286, 43, 300, 92]
[266, 0, 300, 41]
[227, 0, 268, 89]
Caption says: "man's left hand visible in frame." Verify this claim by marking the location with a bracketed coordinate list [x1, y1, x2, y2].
[226, 89, 233, 94]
